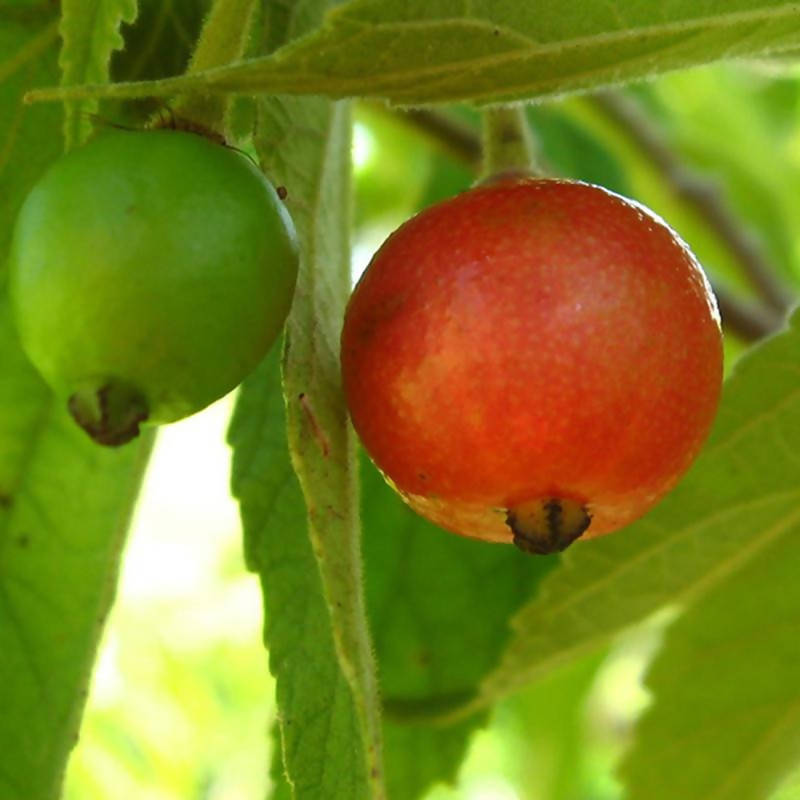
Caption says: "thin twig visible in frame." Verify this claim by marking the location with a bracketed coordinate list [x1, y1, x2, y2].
[404, 107, 482, 166]
[712, 282, 786, 342]
[361, 102, 482, 168]
[591, 90, 796, 315]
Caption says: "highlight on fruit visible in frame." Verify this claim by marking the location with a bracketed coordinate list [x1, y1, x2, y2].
[8, 128, 299, 446]
[341, 177, 724, 554]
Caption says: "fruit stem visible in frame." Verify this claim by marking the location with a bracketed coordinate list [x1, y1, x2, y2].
[481, 105, 546, 181]
[172, 0, 258, 135]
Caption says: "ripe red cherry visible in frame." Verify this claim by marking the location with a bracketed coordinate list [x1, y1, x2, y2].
[341, 179, 723, 554]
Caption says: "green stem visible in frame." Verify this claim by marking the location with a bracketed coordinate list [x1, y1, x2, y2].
[173, 0, 257, 134]
[481, 104, 545, 180]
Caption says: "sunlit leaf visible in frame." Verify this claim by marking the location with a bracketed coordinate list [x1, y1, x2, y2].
[620, 505, 800, 800]
[497, 650, 610, 800]
[0, 328, 151, 799]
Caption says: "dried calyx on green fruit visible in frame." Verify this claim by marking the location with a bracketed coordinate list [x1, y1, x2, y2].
[9, 128, 299, 446]
[341, 178, 723, 554]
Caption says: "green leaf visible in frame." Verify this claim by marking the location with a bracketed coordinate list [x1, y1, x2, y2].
[363, 456, 556, 711]
[230, 91, 384, 796]
[110, 0, 211, 82]
[224, 0, 800, 104]
[361, 455, 555, 797]
[1, 11, 153, 799]
[0, 8, 61, 262]
[45, 0, 800, 107]
[461, 309, 800, 716]
[382, 717, 487, 800]
[496, 650, 610, 800]
[620, 503, 800, 799]
[773, 765, 800, 800]
[229, 348, 370, 800]
[255, 91, 384, 798]
[269, 722, 294, 800]
[0, 297, 153, 800]
[228, 2, 383, 795]
[261, 0, 332, 55]
[59, 0, 138, 147]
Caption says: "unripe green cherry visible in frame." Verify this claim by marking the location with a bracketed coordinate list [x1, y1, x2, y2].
[8, 129, 298, 445]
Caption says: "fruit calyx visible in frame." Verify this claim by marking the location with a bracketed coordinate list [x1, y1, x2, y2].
[67, 380, 149, 447]
[506, 498, 592, 555]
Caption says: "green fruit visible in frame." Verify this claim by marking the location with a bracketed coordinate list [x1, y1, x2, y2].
[8, 128, 298, 445]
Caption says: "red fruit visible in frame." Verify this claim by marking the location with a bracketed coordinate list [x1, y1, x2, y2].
[341, 179, 723, 554]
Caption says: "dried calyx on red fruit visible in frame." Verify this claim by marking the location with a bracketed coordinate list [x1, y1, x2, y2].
[341, 178, 723, 554]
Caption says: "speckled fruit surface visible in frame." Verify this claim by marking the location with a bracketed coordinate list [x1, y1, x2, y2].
[341, 178, 723, 551]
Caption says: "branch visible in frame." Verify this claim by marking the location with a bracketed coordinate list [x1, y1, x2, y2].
[590, 90, 795, 315]
[361, 102, 482, 168]
[712, 282, 786, 342]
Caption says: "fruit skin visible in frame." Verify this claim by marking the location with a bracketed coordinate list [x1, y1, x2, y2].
[341, 178, 723, 550]
[8, 128, 298, 445]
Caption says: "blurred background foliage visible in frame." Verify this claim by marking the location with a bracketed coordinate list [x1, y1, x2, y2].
[60, 51, 800, 799]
